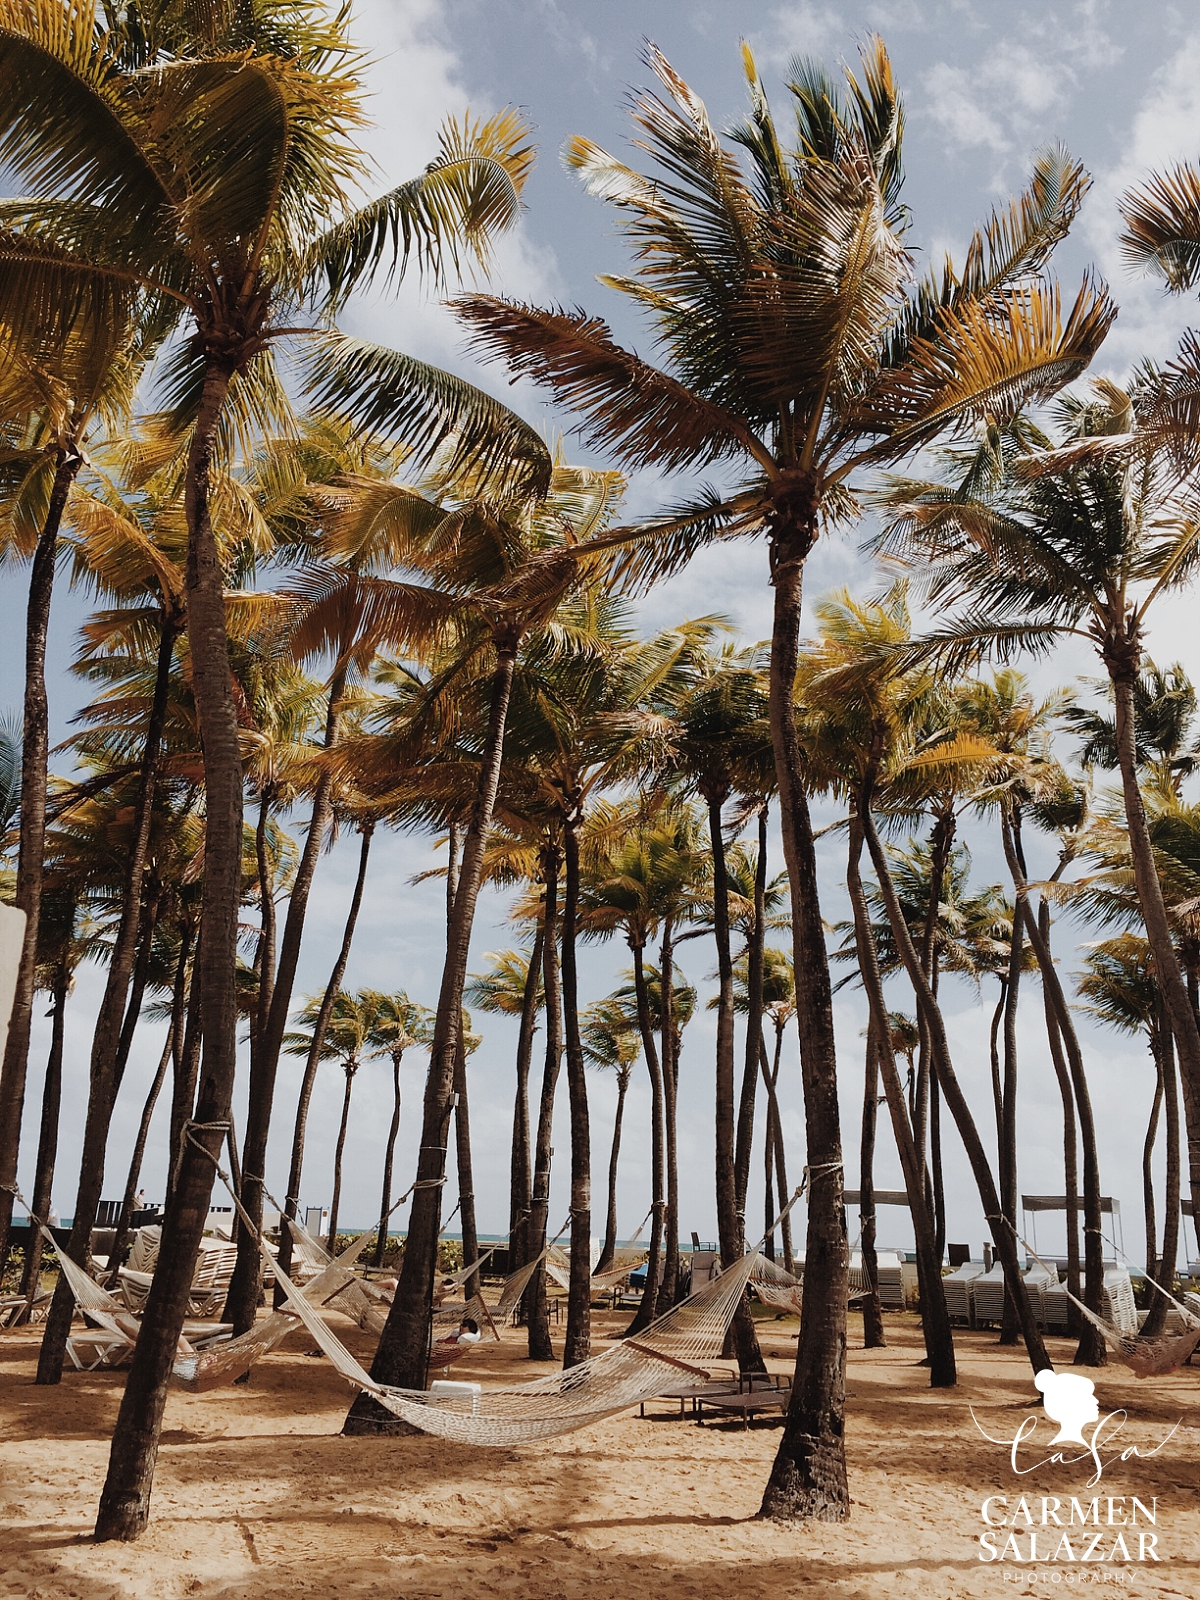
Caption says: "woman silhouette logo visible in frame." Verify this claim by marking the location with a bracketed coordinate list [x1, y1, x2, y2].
[1034, 1369, 1101, 1445]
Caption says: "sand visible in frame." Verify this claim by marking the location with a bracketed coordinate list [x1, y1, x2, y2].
[3, 1307, 1199, 1600]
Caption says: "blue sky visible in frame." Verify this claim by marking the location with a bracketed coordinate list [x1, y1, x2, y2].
[4, 0, 1200, 1264]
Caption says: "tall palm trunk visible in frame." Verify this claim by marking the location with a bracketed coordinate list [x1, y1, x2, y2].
[227, 676, 346, 1335]
[275, 821, 373, 1300]
[761, 527, 849, 1522]
[624, 940, 664, 1337]
[16, 958, 70, 1309]
[1142, 1052, 1163, 1288]
[40, 606, 179, 1384]
[97, 353, 244, 1543]
[374, 1051, 404, 1269]
[858, 1016, 886, 1350]
[734, 807, 769, 1216]
[847, 810, 954, 1384]
[344, 640, 519, 1427]
[560, 817, 591, 1368]
[106, 1026, 174, 1284]
[863, 807, 1051, 1378]
[1040, 903, 1081, 1328]
[522, 846, 562, 1359]
[764, 1025, 795, 1274]
[598, 1067, 629, 1276]
[509, 925, 542, 1263]
[998, 835, 1025, 1347]
[913, 811, 954, 1221]
[0, 441, 82, 1272]
[251, 786, 277, 1072]
[706, 788, 765, 1375]
[326, 1064, 358, 1252]
[452, 1009, 481, 1302]
[656, 918, 680, 1315]
[1108, 656, 1200, 1246]
[1143, 1012, 1181, 1339]
[1001, 822, 1106, 1366]
[166, 929, 202, 1207]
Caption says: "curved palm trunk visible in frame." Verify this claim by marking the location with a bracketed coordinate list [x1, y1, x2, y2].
[106, 1001, 180, 1285]
[560, 818, 591, 1368]
[251, 786, 277, 1070]
[523, 847, 562, 1359]
[767, 1026, 795, 1275]
[1143, 1013, 1181, 1339]
[863, 808, 1051, 1379]
[374, 1052, 404, 1269]
[1039, 930, 1081, 1334]
[706, 789, 765, 1376]
[508, 924, 543, 1264]
[1142, 1048, 1163, 1290]
[15, 960, 70, 1309]
[274, 822, 373, 1302]
[656, 918, 680, 1315]
[624, 940, 665, 1337]
[734, 808, 769, 1215]
[0, 443, 82, 1273]
[761, 530, 848, 1522]
[598, 1068, 629, 1276]
[326, 1065, 358, 1252]
[848, 811, 954, 1383]
[1108, 663, 1200, 1259]
[1001, 822, 1106, 1367]
[166, 934, 202, 1209]
[97, 355, 245, 1543]
[40, 606, 178, 1385]
[227, 678, 347, 1336]
[344, 642, 519, 1428]
[858, 1017, 886, 1350]
[452, 1010, 481, 1303]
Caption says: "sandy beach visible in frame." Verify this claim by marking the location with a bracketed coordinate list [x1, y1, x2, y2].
[3, 1308, 1198, 1600]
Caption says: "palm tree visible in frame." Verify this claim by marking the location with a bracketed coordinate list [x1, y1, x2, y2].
[457, 43, 1109, 1518]
[0, 0, 541, 1525]
[581, 996, 641, 1275]
[1077, 935, 1180, 1337]
[362, 991, 433, 1268]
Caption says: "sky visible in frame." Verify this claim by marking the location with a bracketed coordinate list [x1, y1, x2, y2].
[5, 0, 1200, 1267]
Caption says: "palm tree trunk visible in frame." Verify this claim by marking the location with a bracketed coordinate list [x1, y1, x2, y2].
[509, 923, 542, 1263]
[706, 788, 765, 1376]
[760, 525, 849, 1523]
[522, 845, 562, 1358]
[166, 930, 202, 1208]
[1143, 1010, 1181, 1339]
[39, 604, 179, 1385]
[1037, 903, 1080, 1331]
[0, 441, 82, 1272]
[252, 786, 277, 1071]
[847, 809, 954, 1383]
[858, 1017, 886, 1350]
[374, 1053, 404, 1269]
[452, 1010, 481, 1302]
[106, 998, 180, 1285]
[326, 1066, 357, 1252]
[768, 1026, 795, 1275]
[560, 817, 591, 1368]
[1001, 822, 1106, 1367]
[656, 917, 680, 1315]
[999, 848, 1025, 1347]
[96, 354, 244, 1543]
[1142, 1047, 1163, 1290]
[624, 940, 665, 1337]
[345, 640, 519, 1426]
[16, 960, 70, 1309]
[1108, 662, 1200, 1257]
[227, 676, 347, 1336]
[863, 806, 1051, 1378]
[275, 821, 373, 1301]
[598, 1069, 628, 1276]
[734, 806, 769, 1216]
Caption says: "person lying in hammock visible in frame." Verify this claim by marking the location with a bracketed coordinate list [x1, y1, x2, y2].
[428, 1316, 483, 1369]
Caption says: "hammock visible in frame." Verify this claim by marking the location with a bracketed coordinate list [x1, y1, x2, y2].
[751, 1256, 804, 1316]
[1021, 1236, 1200, 1378]
[265, 1237, 763, 1447]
